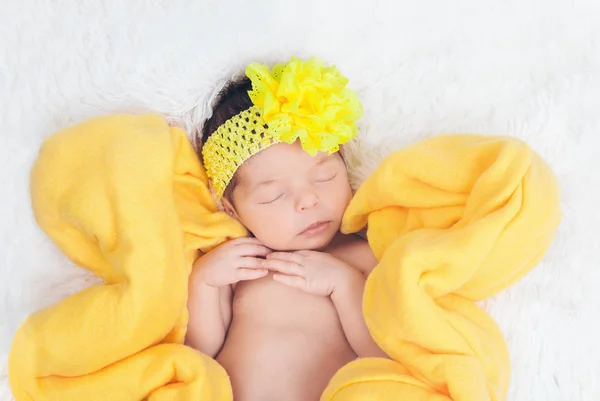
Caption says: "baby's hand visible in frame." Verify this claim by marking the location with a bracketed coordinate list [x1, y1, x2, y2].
[263, 250, 361, 297]
[192, 237, 271, 287]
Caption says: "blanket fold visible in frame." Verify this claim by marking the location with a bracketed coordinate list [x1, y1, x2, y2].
[9, 114, 246, 400]
[323, 134, 560, 400]
[8, 115, 559, 401]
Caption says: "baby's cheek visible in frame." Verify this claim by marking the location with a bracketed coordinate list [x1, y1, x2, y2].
[335, 193, 352, 218]
[240, 207, 296, 250]
[253, 223, 293, 250]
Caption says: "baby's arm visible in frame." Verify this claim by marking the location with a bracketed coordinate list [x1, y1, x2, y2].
[331, 271, 388, 358]
[330, 238, 387, 358]
[184, 238, 270, 357]
[186, 272, 232, 358]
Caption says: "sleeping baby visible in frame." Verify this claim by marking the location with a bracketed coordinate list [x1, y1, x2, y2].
[185, 57, 387, 401]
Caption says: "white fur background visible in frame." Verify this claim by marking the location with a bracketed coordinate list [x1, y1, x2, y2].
[1, 1, 599, 400]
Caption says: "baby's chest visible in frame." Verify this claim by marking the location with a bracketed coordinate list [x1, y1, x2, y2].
[232, 274, 340, 325]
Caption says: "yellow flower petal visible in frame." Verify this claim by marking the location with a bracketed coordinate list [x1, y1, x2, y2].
[245, 56, 362, 155]
[263, 92, 281, 121]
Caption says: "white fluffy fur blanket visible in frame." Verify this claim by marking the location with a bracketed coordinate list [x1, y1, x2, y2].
[1, 1, 598, 400]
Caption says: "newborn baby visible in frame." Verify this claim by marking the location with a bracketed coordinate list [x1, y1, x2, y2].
[186, 58, 386, 401]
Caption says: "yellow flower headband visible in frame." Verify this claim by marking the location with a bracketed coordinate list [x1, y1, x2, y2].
[202, 56, 363, 197]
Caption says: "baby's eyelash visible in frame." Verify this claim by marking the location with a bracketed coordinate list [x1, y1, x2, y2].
[316, 173, 337, 182]
[259, 193, 283, 204]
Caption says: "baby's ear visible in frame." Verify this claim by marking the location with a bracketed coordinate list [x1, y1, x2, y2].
[222, 197, 240, 220]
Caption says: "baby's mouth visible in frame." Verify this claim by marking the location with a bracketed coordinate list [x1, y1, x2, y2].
[298, 221, 331, 237]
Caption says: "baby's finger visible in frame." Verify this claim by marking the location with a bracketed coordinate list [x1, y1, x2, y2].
[239, 257, 268, 269]
[294, 250, 318, 257]
[262, 258, 305, 276]
[266, 251, 303, 264]
[272, 274, 306, 290]
[237, 243, 272, 257]
[229, 237, 264, 246]
[235, 268, 269, 282]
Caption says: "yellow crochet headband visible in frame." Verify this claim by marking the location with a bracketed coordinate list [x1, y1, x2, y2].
[202, 56, 363, 197]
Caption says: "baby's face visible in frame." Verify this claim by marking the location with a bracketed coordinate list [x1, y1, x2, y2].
[224, 141, 352, 251]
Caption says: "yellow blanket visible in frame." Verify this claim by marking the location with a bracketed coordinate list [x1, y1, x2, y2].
[325, 134, 560, 400]
[8, 115, 560, 401]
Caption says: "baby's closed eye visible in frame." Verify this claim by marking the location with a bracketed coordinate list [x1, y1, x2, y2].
[258, 192, 284, 204]
[315, 172, 337, 182]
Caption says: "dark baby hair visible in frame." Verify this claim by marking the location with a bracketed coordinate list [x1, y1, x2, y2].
[197, 76, 253, 198]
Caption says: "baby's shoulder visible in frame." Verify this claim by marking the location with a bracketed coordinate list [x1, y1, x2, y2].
[326, 234, 378, 276]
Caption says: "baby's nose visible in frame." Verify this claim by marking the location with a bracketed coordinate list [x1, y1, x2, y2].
[297, 191, 319, 211]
